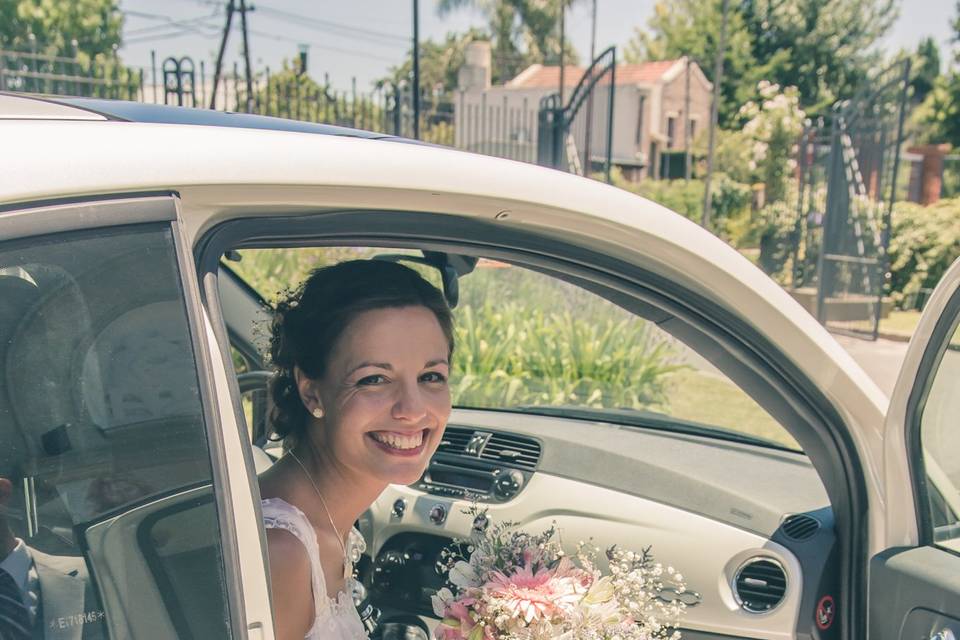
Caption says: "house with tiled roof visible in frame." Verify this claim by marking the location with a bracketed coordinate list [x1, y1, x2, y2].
[453, 42, 712, 179]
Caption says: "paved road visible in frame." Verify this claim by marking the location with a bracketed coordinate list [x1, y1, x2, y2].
[833, 334, 909, 397]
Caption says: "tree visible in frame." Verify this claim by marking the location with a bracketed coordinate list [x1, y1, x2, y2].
[739, 0, 898, 115]
[625, 0, 763, 127]
[436, 0, 580, 85]
[0, 0, 123, 61]
[911, 37, 941, 104]
[628, 0, 898, 122]
[385, 29, 486, 94]
[912, 2, 960, 146]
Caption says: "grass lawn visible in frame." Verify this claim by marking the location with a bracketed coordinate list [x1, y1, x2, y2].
[663, 369, 801, 451]
[879, 309, 921, 338]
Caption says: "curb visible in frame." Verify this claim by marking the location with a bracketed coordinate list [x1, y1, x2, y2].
[876, 331, 912, 343]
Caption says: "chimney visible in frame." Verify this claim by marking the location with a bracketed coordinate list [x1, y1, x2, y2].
[458, 40, 491, 92]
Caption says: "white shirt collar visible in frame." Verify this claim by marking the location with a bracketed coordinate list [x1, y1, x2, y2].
[0, 538, 32, 592]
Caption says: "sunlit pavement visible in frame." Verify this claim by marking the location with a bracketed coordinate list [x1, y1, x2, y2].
[832, 333, 909, 397]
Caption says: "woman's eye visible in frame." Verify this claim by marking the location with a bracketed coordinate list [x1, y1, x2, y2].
[421, 371, 447, 383]
[357, 374, 386, 386]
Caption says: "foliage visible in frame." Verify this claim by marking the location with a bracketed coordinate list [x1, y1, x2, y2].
[625, 0, 761, 127]
[739, 0, 898, 116]
[754, 199, 797, 284]
[436, 0, 580, 85]
[229, 248, 685, 413]
[609, 169, 752, 243]
[0, 0, 123, 61]
[888, 197, 960, 308]
[737, 82, 806, 203]
[385, 29, 487, 94]
[911, 37, 941, 104]
[911, 3, 960, 146]
[627, 0, 897, 123]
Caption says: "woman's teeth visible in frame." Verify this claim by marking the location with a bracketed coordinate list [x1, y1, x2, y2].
[370, 430, 424, 450]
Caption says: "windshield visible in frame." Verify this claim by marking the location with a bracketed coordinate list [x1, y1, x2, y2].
[227, 247, 800, 451]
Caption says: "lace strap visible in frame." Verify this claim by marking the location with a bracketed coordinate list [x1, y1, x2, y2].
[261, 498, 331, 619]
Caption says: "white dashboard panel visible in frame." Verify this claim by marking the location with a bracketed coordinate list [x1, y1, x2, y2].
[363, 472, 802, 640]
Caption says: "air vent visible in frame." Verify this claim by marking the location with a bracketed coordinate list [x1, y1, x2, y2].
[436, 426, 473, 455]
[781, 514, 820, 541]
[734, 558, 787, 613]
[479, 432, 541, 470]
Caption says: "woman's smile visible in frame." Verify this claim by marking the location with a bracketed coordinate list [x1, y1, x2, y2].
[366, 428, 430, 456]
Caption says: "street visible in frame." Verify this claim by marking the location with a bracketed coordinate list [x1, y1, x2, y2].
[833, 334, 910, 397]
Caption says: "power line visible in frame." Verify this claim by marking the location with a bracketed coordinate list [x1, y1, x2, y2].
[247, 28, 399, 64]
[124, 11, 221, 37]
[254, 5, 409, 46]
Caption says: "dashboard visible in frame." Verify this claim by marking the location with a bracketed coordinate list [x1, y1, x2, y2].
[352, 408, 841, 640]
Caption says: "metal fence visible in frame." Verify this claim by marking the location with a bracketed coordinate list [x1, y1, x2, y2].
[790, 59, 912, 340]
[0, 49, 143, 100]
[1, 47, 616, 183]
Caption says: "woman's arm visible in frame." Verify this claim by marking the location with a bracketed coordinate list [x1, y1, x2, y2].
[266, 527, 315, 640]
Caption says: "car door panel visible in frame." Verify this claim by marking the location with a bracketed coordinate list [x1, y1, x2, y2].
[873, 256, 960, 638]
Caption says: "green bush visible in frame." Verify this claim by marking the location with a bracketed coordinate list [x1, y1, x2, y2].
[609, 169, 753, 244]
[227, 249, 685, 411]
[755, 200, 798, 284]
[888, 197, 960, 308]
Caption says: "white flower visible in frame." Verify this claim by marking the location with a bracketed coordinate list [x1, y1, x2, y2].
[450, 560, 480, 589]
[431, 587, 454, 617]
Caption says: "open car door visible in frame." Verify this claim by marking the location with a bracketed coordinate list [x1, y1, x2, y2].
[872, 256, 960, 639]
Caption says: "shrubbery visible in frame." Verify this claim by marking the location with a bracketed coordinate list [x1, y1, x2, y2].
[888, 197, 960, 308]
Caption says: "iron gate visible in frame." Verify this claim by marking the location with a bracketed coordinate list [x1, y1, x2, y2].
[791, 59, 912, 340]
[537, 46, 616, 182]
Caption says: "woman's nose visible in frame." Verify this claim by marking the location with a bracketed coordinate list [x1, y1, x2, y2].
[391, 380, 427, 422]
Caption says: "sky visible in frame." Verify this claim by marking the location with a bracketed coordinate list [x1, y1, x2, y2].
[118, 0, 958, 92]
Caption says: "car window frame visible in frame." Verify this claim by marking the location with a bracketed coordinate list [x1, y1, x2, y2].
[196, 208, 872, 639]
[0, 193, 249, 639]
[906, 282, 960, 550]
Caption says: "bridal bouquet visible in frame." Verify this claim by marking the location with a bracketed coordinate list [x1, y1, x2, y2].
[432, 507, 687, 640]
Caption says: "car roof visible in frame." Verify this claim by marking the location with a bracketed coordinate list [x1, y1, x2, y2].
[0, 92, 421, 143]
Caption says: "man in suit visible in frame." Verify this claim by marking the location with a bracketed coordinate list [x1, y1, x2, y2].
[0, 477, 105, 640]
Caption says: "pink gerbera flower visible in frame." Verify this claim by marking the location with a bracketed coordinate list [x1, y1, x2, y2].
[485, 558, 591, 625]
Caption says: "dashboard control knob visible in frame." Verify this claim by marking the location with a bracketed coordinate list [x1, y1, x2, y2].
[392, 498, 406, 519]
[494, 470, 524, 498]
[429, 503, 447, 525]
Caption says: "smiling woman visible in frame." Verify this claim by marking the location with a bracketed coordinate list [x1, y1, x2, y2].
[256, 260, 455, 640]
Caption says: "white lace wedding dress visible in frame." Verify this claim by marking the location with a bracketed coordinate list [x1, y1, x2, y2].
[262, 497, 369, 639]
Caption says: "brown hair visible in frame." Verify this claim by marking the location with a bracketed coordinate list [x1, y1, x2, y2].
[268, 259, 455, 445]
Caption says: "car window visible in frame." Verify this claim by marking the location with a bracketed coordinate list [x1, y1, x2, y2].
[0, 225, 232, 639]
[228, 247, 798, 451]
[920, 317, 960, 548]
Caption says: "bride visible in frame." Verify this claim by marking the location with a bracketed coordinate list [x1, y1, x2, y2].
[258, 260, 455, 640]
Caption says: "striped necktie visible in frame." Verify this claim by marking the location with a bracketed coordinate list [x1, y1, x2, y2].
[0, 567, 30, 640]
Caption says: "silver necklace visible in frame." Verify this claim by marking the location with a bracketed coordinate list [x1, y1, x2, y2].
[288, 449, 348, 561]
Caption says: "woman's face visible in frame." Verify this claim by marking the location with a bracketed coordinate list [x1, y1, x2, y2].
[307, 305, 452, 486]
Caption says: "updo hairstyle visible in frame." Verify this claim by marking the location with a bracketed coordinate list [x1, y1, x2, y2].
[268, 259, 455, 446]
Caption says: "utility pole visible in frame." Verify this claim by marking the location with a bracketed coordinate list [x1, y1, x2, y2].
[582, 0, 598, 175]
[210, 0, 236, 109]
[412, 0, 420, 139]
[238, 0, 254, 112]
[701, 0, 730, 229]
[684, 56, 691, 181]
[558, 2, 565, 106]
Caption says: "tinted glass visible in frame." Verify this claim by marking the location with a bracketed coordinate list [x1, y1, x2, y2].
[921, 317, 960, 545]
[0, 224, 231, 639]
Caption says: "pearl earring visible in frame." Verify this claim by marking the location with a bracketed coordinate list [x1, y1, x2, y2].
[312, 407, 324, 419]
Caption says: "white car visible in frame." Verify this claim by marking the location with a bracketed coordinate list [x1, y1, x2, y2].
[1, 92, 959, 640]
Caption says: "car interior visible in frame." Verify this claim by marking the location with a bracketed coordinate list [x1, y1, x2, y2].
[0, 212, 859, 640]
[218, 240, 842, 640]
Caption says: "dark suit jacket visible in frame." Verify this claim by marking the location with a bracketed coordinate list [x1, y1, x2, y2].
[28, 549, 105, 640]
